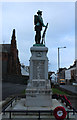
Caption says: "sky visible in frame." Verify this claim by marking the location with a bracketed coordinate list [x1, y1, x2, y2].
[1, 2, 75, 72]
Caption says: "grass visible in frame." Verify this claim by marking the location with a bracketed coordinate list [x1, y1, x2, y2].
[52, 88, 69, 95]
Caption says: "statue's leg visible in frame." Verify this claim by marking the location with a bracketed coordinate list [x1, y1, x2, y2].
[35, 31, 39, 44]
[37, 31, 41, 44]
[36, 31, 39, 44]
[35, 34, 37, 44]
[39, 31, 41, 44]
[35, 30, 41, 44]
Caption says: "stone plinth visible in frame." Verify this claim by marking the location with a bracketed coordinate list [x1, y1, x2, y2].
[26, 45, 52, 109]
[26, 85, 52, 107]
[26, 83, 52, 107]
[29, 46, 48, 80]
[26, 93, 52, 107]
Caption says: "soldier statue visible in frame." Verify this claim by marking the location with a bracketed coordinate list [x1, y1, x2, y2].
[34, 10, 47, 44]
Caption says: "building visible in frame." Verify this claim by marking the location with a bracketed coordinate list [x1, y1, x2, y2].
[74, 59, 77, 83]
[0, 29, 21, 80]
[59, 68, 67, 79]
[50, 73, 57, 84]
[21, 64, 29, 76]
[58, 61, 76, 84]
[65, 61, 76, 84]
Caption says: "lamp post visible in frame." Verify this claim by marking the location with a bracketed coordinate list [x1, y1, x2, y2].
[58, 46, 66, 71]
[58, 46, 66, 83]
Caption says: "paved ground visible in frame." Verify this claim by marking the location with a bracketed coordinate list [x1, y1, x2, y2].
[2, 82, 26, 100]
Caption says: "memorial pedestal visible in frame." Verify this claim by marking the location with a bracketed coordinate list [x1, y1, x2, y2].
[26, 45, 52, 109]
[29, 46, 48, 80]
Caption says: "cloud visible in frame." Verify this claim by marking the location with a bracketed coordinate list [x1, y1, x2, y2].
[2, 2, 75, 72]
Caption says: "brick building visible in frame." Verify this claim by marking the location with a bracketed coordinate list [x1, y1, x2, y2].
[58, 61, 76, 84]
[0, 29, 21, 79]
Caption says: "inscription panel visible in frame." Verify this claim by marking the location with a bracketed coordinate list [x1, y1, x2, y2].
[33, 60, 45, 79]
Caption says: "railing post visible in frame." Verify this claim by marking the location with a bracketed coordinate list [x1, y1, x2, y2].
[67, 111, 69, 119]
[9, 111, 11, 119]
[15, 96, 17, 102]
[3, 111, 5, 115]
[11, 101, 12, 107]
[38, 111, 40, 119]
[51, 110, 52, 115]
[73, 109, 75, 115]
[26, 111, 28, 115]
[15, 97, 16, 102]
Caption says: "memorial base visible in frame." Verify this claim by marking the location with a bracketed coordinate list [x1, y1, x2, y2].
[26, 79, 52, 108]
[26, 46, 52, 109]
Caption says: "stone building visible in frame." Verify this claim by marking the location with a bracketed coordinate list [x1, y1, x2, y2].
[0, 29, 21, 79]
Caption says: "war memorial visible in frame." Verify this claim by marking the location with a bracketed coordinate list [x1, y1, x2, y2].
[2, 10, 77, 120]
[26, 10, 52, 108]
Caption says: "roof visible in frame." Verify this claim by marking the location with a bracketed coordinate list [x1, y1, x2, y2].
[0, 44, 11, 53]
[65, 67, 76, 72]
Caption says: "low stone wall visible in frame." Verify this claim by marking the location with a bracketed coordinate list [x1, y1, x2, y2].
[2, 74, 29, 85]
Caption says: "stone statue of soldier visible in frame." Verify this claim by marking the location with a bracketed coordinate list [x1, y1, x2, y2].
[34, 10, 46, 44]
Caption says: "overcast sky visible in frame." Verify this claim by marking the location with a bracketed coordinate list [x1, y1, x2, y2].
[2, 2, 75, 72]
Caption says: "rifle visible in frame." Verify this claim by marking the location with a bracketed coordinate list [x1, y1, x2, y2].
[41, 23, 48, 45]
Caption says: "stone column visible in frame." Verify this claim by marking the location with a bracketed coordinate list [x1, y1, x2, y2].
[29, 46, 48, 81]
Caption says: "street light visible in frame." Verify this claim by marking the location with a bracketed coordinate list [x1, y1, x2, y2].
[58, 46, 66, 72]
[57, 46, 66, 84]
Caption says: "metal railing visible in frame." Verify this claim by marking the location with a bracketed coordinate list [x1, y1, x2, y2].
[2, 96, 16, 112]
[2, 109, 77, 119]
[2, 110, 53, 119]
[2, 94, 25, 112]
[2, 95, 77, 119]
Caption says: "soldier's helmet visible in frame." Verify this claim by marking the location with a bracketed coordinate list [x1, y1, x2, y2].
[37, 10, 42, 15]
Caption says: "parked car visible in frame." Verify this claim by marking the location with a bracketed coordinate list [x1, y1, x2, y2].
[72, 82, 77, 86]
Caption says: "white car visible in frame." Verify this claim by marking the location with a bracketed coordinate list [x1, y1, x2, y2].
[72, 83, 77, 86]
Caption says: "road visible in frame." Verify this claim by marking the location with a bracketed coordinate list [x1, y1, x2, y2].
[2, 82, 26, 100]
[60, 85, 77, 94]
